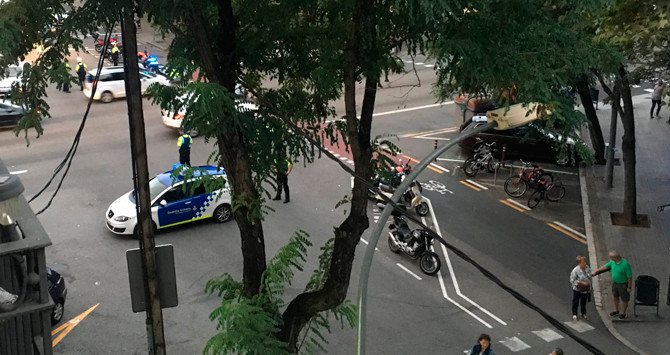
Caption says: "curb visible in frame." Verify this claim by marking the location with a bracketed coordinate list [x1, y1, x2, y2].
[579, 163, 649, 355]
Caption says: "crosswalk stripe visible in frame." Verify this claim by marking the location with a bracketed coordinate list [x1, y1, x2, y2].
[532, 328, 564, 342]
[564, 320, 595, 333]
[499, 337, 531, 352]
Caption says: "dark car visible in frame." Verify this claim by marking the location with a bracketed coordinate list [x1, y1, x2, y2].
[0, 102, 25, 128]
[47, 267, 67, 325]
[458, 120, 575, 166]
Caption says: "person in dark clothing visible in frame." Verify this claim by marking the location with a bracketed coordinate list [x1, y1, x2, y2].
[75, 58, 87, 91]
[177, 130, 192, 166]
[470, 333, 495, 355]
[651, 80, 663, 119]
[272, 158, 293, 203]
[111, 44, 120, 66]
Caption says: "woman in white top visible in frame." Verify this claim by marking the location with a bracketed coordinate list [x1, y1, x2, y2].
[570, 255, 592, 321]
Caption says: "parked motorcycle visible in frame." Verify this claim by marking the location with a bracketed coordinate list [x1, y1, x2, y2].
[92, 33, 120, 53]
[387, 209, 441, 275]
[368, 159, 413, 199]
[374, 180, 429, 216]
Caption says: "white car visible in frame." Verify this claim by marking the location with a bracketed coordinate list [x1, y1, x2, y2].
[0, 62, 30, 97]
[105, 166, 233, 236]
[161, 89, 255, 137]
[83, 66, 170, 103]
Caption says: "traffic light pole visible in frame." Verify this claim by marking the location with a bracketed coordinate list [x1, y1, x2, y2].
[120, 8, 166, 354]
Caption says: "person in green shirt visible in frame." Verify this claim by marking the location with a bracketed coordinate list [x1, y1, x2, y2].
[592, 250, 633, 319]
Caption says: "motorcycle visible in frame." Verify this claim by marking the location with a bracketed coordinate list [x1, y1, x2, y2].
[373, 179, 430, 216]
[368, 159, 413, 199]
[387, 209, 441, 275]
[137, 52, 162, 73]
[92, 33, 120, 53]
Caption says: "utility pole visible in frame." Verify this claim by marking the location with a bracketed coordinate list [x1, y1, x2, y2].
[120, 8, 166, 354]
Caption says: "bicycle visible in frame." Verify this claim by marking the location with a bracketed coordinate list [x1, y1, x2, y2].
[463, 142, 499, 177]
[503, 160, 553, 197]
[528, 178, 566, 208]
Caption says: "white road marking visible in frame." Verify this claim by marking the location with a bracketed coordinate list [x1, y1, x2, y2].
[506, 198, 531, 211]
[359, 238, 379, 251]
[396, 263, 422, 280]
[333, 153, 341, 157]
[429, 163, 450, 173]
[532, 328, 564, 342]
[414, 62, 424, 65]
[465, 179, 488, 190]
[499, 337, 531, 351]
[644, 88, 654, 93]
[10, 170, 27, 175]
[563, 320, 595, 333]
[424, 64, 435, 68]
[372, 102, 453, 117]
[351, 176, 354, 189]
[414, 136, 451, 141]
[339, 156, 348, 160]
[552, 221, 586, 240]
[436, 157, 464, 162]
[426, 198, 506, 327]
[632, 84, 641, 88]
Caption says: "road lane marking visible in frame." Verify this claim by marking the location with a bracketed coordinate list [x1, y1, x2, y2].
[396, 263, 422, 280]
[400, 126, 458, 138]
[465, 179, 488, 190]
[552, 221, 586, 240]
[506, 198, 530, 211]
[426, 199, 506, 326]
[499, 199, 526, 212]
[52, 303, 100, 347]
[371, 102, 454, 117]
[547, 223, 587, 244]
[460, 180, 480, 191]
[359, 238, 379, 250]
[644, 88, 654, 93]
[429, 163, 450, 173]
[10, 170, 27, 175]
[401, 155, 443, 174]
[436, 158, 463, 162]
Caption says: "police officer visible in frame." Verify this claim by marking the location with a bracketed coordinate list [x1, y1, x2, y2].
[75, 58, 87, 91]
[110, 44, 120, 66]
[62, 61, 71, 93]
[272, 158, 293, 203]
[177, 129, 193, 166]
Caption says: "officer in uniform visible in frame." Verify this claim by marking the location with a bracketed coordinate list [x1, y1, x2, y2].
[177, 130, 193, 166]
[272, 158, 293, 203]
[111, 44, 120, 66]
[75, 58, 87, 91]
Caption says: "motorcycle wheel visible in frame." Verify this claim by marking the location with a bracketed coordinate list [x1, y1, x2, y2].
[419, 252, 441, 275]
[463, 158, 479, 177]
[94, 43, 102, 53]
[504, 175, 527, 197]
[387, 234, 401, 253]
[415, 202, 429, 216]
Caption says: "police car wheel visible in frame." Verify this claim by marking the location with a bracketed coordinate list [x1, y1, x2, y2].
[101, 91, 113, 103]
[213, 204, 232, 223]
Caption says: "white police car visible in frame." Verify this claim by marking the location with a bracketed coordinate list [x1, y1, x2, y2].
[105, 166, 232, 236]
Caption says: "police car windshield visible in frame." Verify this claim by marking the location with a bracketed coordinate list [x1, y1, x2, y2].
[129, 176, 170, 204]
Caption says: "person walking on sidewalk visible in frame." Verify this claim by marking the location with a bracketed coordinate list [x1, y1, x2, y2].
[592, 250, 633, 319]
[650, 80, 664, 119]
[469, 333, 495, 355]
[570, 255, 592, 321]
[272, 158, 292, 203]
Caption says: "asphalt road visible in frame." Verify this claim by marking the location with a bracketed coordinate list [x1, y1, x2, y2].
[0, 51, 641, 354]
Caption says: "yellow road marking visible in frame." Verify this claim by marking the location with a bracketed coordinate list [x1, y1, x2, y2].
[499, 199, 525, 212]
[400, 126, 458, 138]
[548, 223, 587, 244]
[460, 180, 481, 191]
[52, 303, 100, 347]
[401, 155, 443, 174]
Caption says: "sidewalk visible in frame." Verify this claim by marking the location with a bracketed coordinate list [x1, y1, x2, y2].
[582, 92, 670, 354]
[133, 20, 172, 53]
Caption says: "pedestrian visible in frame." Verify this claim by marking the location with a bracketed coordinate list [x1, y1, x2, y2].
[110, 44, 120, 66]
[62, 61, 71, 93]
[591, 250, 633, 319]
[75, 58, 87, 91]
[469, 333, 495, 355]
[650, 80, 663, 119]
[272, 158, 293, 203]
[570, 255, 592, 321]
[135, 17, 142, 31]
[177, 129, 192, 166]
[548, 347, 564, 355]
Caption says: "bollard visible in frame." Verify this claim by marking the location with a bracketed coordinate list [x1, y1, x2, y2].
[434, 140, 438, 161]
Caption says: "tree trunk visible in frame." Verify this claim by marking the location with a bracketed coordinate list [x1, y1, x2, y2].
[576, 77, 606, 164]
[186, 5, 267, 297]
[617, 66, 638, 224]
[277, 0, 377, 351]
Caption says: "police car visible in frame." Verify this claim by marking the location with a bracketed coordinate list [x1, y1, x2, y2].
[105, 166, 232, 236]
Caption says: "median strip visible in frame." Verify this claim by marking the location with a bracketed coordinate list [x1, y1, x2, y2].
[547, 223, 587, 244]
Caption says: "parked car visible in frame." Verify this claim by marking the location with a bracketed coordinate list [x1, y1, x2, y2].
[83, 66, 170, 103]
[0, 62, 30, 97]
[47, 267, 67, 325]
[0, 101, 25, 128]
[458, 119, 576, 166]
[106, 166, 233, 236]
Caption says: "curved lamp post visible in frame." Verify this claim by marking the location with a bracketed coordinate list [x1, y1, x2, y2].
[356, 104, 545, 354]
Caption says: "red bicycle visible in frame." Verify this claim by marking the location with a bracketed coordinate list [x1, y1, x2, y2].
[504, 160, 553, 197]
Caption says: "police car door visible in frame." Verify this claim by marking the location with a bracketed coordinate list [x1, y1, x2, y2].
[154, 183, 195, 228]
